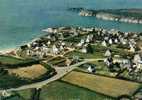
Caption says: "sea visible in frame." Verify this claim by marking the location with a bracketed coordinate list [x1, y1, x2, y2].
[0, 0, 142, 50]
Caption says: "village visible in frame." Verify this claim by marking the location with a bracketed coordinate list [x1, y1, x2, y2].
[0, 26, 142, 99]
[17, 26, 142, 82]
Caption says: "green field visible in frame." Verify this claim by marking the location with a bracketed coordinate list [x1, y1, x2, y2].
[0, 55, 39, 68]
[65, 43, 130, 60]
[76, 61, 117, 77]
[0, 55, 56, 89]
[65, 50, 104, 59]
[0, 55, 24, 65]
[47, 56, 66, 66]
[62, 71, 141, 98]
[0, 74, 29, 89]
[14, 81, 113, 100]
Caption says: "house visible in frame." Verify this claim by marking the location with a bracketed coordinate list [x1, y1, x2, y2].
[81, 47, 87, 53]
[133, 54, 141, 64]
[87, 66, 96, 73]
[120, 38, 127, 45]
[102, 41, 107, 47]
[77, 39, 84, 47]
[1, 90, 11, 97]
[47, 41, 51, 46]
[86, 35, 90, 43]
[121, 59, 132, 69]
[65, 58, 72, 67]
[104, 49, 112, 57]
[26, 49, 31, 56]
[77, 42, 83, 47]
[61, 42, 66, 46]
[104, 57, 113, 67]
[58, 32, 64, 39]
[47, 35, 51, 39]
[52, 45, 59, 54]
[108, 39, 113, 45]
[104, 36, 109, 41]
[129, 44, 135, 53]
[114, 38, 118, 44]
[59, 45, 64, 51]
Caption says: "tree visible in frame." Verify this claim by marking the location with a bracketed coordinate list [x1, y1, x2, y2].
[31, 88, 41, 100]
[86, 44, 94, 54]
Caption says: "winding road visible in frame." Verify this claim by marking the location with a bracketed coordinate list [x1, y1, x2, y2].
[0, 57, 122, 94]
[0, 59, 99, 93]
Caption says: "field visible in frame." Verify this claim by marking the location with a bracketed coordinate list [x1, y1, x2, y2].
[0, 55, 39, 69]
[65, 43, 130, 60]
[77, 60, 118, 77]
[47, 56, 66, 66]
[65, 50, 104, 59]
[8, 64, 47, 80]
[0, 74, 28, 89]
[62, 71, 141, 98]
[0, 55, 25, 65]
[14, 81, 113, 100]
[0, 53, 57, 89]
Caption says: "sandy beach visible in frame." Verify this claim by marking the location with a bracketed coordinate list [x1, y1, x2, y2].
[0, 48, 16, 55]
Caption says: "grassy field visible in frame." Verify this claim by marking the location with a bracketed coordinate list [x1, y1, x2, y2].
[0, 55, 39, 68]
[65, 43, 130, 60]
[65, 50, 104, 59]
[47, 56, 66, 66]
[15, 81, 113, 100]
[77, 60, 117, 77]
[0, 63, 55, 89]
[8, 64, 48, 80]
[0, 74, 29, 89]
[62, 71, 141, 98]
[0, 55, 24, 65]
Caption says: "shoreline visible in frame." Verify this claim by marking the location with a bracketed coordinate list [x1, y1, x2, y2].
[0, 48, 16, 54]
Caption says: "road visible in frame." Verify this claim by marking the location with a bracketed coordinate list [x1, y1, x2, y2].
[0, 59, 97, 93]
[0, 58, 123, 93]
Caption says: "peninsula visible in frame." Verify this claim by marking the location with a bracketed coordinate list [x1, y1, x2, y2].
[69, 8, 142, 24]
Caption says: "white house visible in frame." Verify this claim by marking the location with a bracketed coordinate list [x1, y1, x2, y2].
[119, 38, 127, 45]
[129, 44, 135, 53]
[86, 35, 90, 43]
[26, 49, 31, 56]
[102, 41, 107, 47]
[52, 45, 59, 54]
[104, 49, 112, 57]
[114, 38, 118, 43]
[104, 36, 109, 41]
[133, 54, 141, 64]
[77, 42, 83, 47]
[87, 66, 95, 73]
[47, 35, 51, 39]
[60, 45, 64, 51]
[81, 39, 85, 44]
[81, 47, 87, 53]
[109, 38, 113, 45]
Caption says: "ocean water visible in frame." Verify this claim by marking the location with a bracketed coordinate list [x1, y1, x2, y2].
[0, 0, 142, 50]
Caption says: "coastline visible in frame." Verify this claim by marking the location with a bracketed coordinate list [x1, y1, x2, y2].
[0, 48, 16, 54]
[69, 8, 142, 24]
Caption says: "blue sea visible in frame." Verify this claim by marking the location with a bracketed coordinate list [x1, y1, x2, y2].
[0, 0, 142, 50]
